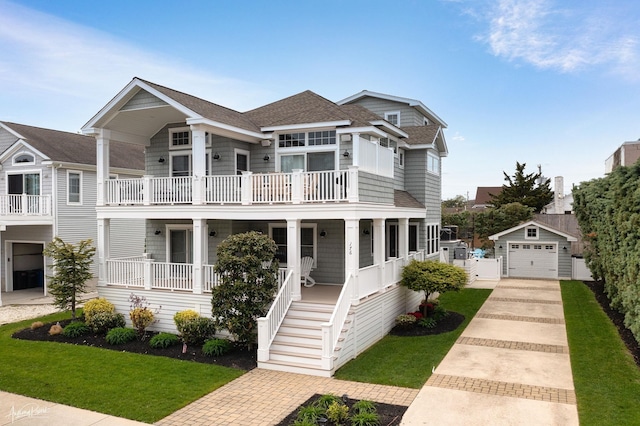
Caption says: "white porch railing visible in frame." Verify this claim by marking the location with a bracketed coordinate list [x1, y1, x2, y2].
[357, 138, 394, 178]
[106, 259, 145, 287]
[257, 269, 295, 362]
[151, 262, 193, 291]
[103, 170, 359, 206]
[321, 273, 354, 370]
[0, 194, 52, 216]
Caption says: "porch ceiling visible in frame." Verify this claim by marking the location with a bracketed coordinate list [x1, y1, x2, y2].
[103, 106, 188, 145]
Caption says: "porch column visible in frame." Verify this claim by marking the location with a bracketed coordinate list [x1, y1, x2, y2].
[373, 219, 385, 290]
[191, 125, 206, 205]
[345, 218, 360, 304]
[96, 130, 110, 206]
[287, 219, 301, 301]
[192, 218, 206, 294]
[97, 218, 110, 286]
[398, 218, 409, 260]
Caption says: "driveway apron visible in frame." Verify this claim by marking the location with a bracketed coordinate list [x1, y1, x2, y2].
[401, 278, 579, 425]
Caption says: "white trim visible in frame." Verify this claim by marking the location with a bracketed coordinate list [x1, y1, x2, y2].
[66, 170, 83, 205]
[0, 140, 49, 164]
[427, 152, 440, 176]
[262, 121, 351, 132]
[5, 169, 42, 195]
[12, 151, 36, 166]
[235, 148, 250, 175]
[165, 224, 193, 263]
[369, 120, 408, 138]
[524, 226, 539, 240]
[5, 240, 47, 293]
[384, 111, 401, 126]
[489, 220, 578, 241]
[169, 127, 191, 150]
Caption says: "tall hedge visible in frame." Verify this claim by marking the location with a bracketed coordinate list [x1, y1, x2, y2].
[573, 161, 640, 341]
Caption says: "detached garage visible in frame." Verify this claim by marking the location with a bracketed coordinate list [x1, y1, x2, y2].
[489, 220, 577, 279]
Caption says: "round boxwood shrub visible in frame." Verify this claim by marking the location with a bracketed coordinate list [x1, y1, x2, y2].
[105, 327, 136, 345]
[83, 298, 115, 325]
[149, 332, 180, 349]
[89, 312, 126, 334]
[62, 321, 90, 338]
[202, 338, 232, 357]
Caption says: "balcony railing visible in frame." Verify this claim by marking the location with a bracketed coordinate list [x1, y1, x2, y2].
[103, 169, 358, 206]
[0, 194, 52, 216]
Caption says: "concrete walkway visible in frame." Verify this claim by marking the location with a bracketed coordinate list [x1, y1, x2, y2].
[401, 278, 579, 425]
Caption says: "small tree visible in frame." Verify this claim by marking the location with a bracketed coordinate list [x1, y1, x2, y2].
[400, 260, 467, 302]
[43, 237, 95, 320]
[211, 231, 278, 349]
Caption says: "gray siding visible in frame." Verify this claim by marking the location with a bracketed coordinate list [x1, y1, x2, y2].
[358, 172, 395, 204]
[120, 89, 168, 111]
[348, 98, 426, 127]
[0, 128, 18, 153]
[0, 148, 53, 198]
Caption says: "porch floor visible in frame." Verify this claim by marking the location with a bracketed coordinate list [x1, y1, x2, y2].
[300, 284, 341, 304]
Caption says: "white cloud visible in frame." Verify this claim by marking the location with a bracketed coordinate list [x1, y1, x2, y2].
[471, 0, 640, 78]
[0, 1, 270, 130]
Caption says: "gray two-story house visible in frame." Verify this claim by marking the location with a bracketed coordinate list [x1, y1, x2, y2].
[82, 78, 449, 376]
[0, 122, 145, 304]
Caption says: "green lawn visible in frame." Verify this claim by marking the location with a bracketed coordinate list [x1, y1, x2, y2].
[334, 288, 491, 388]
[0, 311, 244, 423]
[561, 280, 640, 425]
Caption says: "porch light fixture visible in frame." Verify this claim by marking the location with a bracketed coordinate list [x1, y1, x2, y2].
[562, 246, 567, 250]
[320, 230, 327, 238]
[498, 245, 503, 249]
[158, 157, 165, 163]
[363, 228, 370, 235]
[209, 230, 217, 237]
[154, 229, 162, 235]
[343, 150, 350, 158]
[213, 153, 221, 160]
[263, 154, 270, 162]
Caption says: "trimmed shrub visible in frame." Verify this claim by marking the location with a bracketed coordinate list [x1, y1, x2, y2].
[149, 332, 180, 349]
[174, 309, 200, 331]
[83, 298, 115, 325]
[202, 338, 231, 357]
[62, 321, 90, 338]
[179, 317, 216, 346]
[105, 327, 136, 345]
[89, 312, 126, 334]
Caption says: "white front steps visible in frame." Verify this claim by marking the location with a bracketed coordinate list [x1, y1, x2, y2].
[258, 300, 348, 377]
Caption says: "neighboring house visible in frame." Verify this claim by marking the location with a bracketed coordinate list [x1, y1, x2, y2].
[490, 220, 577, 280]
[81, 78, 449, 376]
[542, 176, 573, 214]
[605, 140, 640, 173]
[0, 122, 145, 304]
[472, 186, 502, 209]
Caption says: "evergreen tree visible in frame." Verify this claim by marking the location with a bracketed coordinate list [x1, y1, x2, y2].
[43, 238, 96, 320]
[491, 162, 554, 213]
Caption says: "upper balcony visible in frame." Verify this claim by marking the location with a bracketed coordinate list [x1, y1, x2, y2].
[102, 169, 359, 206]
[0, 194, 53, 222]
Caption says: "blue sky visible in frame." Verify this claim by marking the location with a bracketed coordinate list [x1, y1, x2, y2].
[1, 0, 639, 200]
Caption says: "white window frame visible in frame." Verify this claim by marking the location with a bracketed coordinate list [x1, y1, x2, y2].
[12, 151, 36, 166]
[426, 223, 440, 255]
[385, 111, 401, 126]
[235, 148, 250, 175]
[525, 226, 539, 240]
[268, 223, 317, 267]
[170, 150, 212, 177]
[66, 170, 82, 205]
[399, 149, 405, 169]
[165, 224, 196, 264]
[6, 169, 42, 195]
[427, 152, 440, 175]
[169, 127, 191, 150]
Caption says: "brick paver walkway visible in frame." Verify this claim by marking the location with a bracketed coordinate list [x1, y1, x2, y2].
[155, 369, 418, 426]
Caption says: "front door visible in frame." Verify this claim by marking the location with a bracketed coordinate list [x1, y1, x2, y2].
[169, 229, 192, 263]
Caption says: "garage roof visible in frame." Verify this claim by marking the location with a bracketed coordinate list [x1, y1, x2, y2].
[488, 220, 577, 241]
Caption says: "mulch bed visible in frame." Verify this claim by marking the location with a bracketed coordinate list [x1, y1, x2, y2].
[12, 319, 257, 370]
[584, 280, 640, 368]
[389, 311, 465, 336]
[275, 393, 408, 426]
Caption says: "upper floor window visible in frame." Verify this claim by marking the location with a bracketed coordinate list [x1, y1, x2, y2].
[279, 131, 336, 148]
[12, 152, 35, 166]
[67, 170, 82, 205]
[427, 152, 440, 175]
[169, 127, 190, 148]
[385, 111, 400, 126]
[399, 150, 405, 168]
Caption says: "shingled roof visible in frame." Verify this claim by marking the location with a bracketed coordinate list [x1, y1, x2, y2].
[394, 190, 425, 209]
[1, 122, 144, 170]
[402, 124, 441, 145]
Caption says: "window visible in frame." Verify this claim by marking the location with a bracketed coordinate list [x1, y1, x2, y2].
[427, 152, 440, 175]
[268, 224, 317, 266]
[385, 111, 400, 126]
[522, 244, 531, 249]
[511, 244, 520, 249]
[171, 154, 191, 177]
[545, 245, 555, 250]
[409, 223, 419, 252]
[534, 245, 542, 250]
[12, 152, 35, 165]
[399, 150, 405, 168]
[308, 131, 336, 146]
[169, 128, 190, 148]
[280, 152, 335, 173]
[166, 226, 193, 263]
[426, 223, 439, 255]
[279, 133, 306, 148]
[8, 172, 40, 195]
[67, 171, 82, 204]
[525, 226, 538, 240]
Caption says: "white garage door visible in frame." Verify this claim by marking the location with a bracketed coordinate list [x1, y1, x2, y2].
[508, 243, 557, 279]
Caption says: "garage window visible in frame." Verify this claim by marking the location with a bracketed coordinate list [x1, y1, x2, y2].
[534, 245, 542, 249]
[511, 244, 519, 249]
[523, 244, 531, 249]
[545, 245, 554, 250]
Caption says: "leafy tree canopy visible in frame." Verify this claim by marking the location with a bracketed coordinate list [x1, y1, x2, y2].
[474, 202, 533, 248]
[491, 162, 554, 213]
[442, 195, 467, 209]
[400, 260, 467, 302]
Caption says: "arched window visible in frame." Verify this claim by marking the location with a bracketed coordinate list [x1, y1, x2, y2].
[12, 152, 35, 165]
